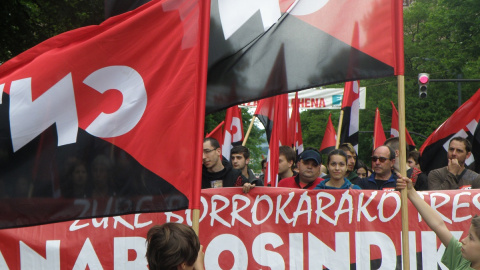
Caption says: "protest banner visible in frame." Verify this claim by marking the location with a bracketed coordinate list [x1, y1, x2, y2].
[0, 188, 476, 269]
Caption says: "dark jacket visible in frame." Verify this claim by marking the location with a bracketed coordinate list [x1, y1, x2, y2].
[357, 172, 397, 190]
[247, 169, 263, 186]
[202, 159, 247, 188]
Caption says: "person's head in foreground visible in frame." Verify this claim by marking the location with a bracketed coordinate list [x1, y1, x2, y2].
[464, 216, 480, 266]
[146, 223, 203, 270]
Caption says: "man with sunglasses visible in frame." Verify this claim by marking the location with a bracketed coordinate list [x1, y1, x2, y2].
[202, 138, 247, 189]
[357, 145, 397, 190]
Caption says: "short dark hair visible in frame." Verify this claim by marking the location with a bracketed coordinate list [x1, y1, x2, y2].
[339, 143, 356, 155]
[203, 137, 220, 149]
[279, 146, 296, 163]
[450, 136, 472, 152]
[408, 150, 421, 165]
[231, 145, 250, 159]
[146, 223, 200, 270]
[327, 149, 348, 165]
[356, 159, 371, 173]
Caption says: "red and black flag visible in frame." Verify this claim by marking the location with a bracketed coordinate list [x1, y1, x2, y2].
[0, 0, 210, 228]
[390, 101, 416, 149]
[420, 89, 480, 174]
[373, 108, 387, 150]
[320, 113, 337, 155]
[106, 0, 404, 114]
[222, 105, 244, 160]
[205, 0, 404, 113]
[339, 80, 360, 152]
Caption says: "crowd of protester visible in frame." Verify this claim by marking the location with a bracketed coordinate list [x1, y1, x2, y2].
[202, 136, 480, 193]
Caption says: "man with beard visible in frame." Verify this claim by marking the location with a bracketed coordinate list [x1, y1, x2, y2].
[202, 138, 246, 188]
[231, 145, 263, 186]
[358, 145, 397, 190]
[428, 136, 480, 190]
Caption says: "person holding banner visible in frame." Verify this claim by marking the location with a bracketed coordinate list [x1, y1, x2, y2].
[397, 175, 480, 269]
[146, 223, 205, 270]
[314, 149, 361, 190]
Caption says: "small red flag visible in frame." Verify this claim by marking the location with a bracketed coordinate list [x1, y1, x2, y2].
[206, 121, 225, 146]
[373, 108, 387, 150]
[289, 92, 304, 154]
[320, 113, 337, 154]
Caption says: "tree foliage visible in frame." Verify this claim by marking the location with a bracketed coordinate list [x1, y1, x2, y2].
[0, 0, 103, 62]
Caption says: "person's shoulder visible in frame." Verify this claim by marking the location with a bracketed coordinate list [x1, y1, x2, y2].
[277, 176, 295, 187]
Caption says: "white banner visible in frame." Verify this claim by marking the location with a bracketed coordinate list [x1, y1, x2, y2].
[240, 87, 367, 110]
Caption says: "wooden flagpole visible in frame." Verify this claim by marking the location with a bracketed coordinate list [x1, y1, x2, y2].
[243, 115, 256, 146]
[335, 110, 344, 149]
[398, 74, 410, 269]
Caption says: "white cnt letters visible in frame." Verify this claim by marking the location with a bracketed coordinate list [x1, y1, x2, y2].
[7, 65, 147, 152]
[83, 66, 147, 138]
[10, 74, 78, 152]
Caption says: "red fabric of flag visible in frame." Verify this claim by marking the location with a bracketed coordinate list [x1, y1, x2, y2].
[265, 94, 287, 187]
[373, 108, 387, 150]
[319, 113, 337, 155]
[289, 92, 304, 154]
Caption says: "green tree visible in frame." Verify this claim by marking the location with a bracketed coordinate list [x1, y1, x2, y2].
[0, 0, 104, 62]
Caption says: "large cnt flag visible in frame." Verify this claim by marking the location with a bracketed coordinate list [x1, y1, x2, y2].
[106, 0, 404, 114]
[373, 108, 387, 150]
[0, 0, 210, 228]
[320, 113, 337, 155]
[222, 105, 244, 160]
[420, 89, 480, 174]
[339, 80, 360, 152]
[390, 101, 415, 149]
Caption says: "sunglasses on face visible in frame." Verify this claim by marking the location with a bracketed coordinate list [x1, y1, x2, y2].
[371, 156, 389, 163]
